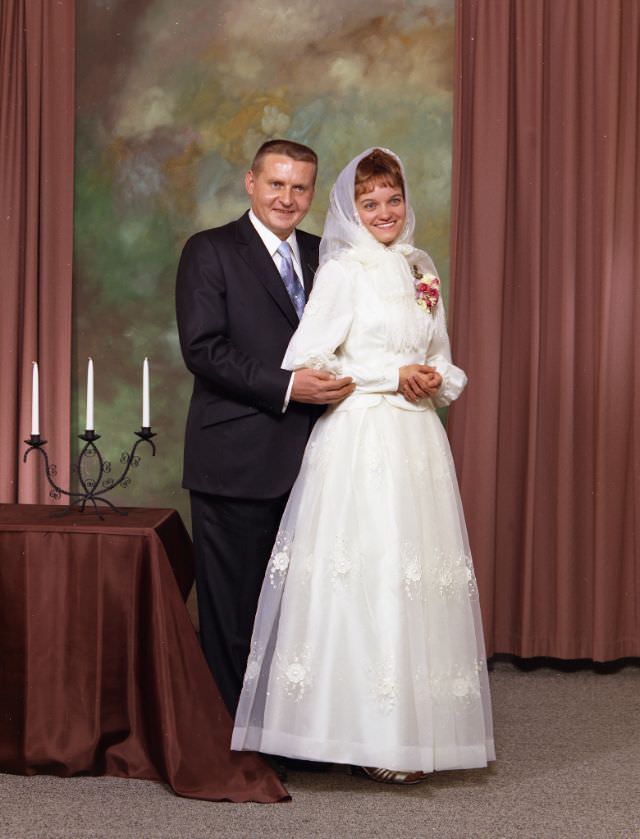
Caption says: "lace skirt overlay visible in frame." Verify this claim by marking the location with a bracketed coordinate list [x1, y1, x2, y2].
[232, 401, 495, 772]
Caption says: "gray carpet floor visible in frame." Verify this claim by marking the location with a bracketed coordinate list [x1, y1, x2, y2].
[1, 660, 639, 839]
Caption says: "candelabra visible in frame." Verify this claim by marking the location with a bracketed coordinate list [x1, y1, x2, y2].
[23, 427, 157, 518]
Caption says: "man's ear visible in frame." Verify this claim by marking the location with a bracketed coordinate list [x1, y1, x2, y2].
[244, 170, 255, 196]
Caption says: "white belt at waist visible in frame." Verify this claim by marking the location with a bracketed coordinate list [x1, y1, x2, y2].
[331, 391, 433, 414]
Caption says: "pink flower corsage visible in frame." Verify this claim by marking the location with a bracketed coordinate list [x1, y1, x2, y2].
[412, 265, 440, 314]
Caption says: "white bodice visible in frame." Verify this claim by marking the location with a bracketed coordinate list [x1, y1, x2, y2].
[283, 246, 467, 411]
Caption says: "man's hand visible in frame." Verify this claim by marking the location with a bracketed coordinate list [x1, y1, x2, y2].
[291, 368, 355, 405]
[399, 364, 443, 404]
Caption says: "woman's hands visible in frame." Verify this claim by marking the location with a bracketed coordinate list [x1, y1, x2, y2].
[291, 365, 442, 406]
[398, 364, 443, 403]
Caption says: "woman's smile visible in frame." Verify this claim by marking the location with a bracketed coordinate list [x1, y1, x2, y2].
[355, 184, 406, 245]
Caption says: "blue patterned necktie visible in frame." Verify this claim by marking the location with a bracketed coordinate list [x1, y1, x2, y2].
[276, 242, 305, 318]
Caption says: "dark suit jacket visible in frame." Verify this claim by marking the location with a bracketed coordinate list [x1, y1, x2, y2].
[176, 211, 321, 499]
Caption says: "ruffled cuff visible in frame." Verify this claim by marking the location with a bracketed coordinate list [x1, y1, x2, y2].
[428, 355, 468, 407]
[291, 352, 342, 376]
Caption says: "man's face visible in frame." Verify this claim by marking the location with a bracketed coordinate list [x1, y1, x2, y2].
[245, 154, 316, 240]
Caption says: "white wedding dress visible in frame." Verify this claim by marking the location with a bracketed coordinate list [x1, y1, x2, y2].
[231, 241, 495, 772]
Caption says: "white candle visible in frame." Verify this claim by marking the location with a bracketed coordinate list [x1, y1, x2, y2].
[31, 361, 39, 436]
[142, 357, 150, 428]
[86, 357, 94, 431]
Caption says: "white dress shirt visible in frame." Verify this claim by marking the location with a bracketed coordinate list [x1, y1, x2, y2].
[248, 210, 304, 410]
[248, 210, 305, 289]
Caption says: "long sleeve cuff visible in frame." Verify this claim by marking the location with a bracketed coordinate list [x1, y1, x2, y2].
[428, 355, 468, 407]
[282, 371, 295, 412]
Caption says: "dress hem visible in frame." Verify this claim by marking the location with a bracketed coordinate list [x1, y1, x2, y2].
[232, 726, 496, 772]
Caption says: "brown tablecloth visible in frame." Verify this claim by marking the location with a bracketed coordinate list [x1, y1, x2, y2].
[0, 504, 287, 803]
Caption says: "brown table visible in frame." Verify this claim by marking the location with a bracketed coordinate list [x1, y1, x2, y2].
[0, 504, 286, 803]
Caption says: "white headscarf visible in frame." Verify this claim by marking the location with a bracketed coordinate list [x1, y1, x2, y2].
[318, 147, 438, 279]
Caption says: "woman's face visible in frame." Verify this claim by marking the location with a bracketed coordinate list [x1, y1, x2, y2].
[355, 183, 406, 245]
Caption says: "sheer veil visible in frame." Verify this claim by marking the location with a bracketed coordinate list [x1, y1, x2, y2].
[318, 147, 438, 279]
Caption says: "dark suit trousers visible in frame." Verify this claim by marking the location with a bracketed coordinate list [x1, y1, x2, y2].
[190, 490, 288, 716]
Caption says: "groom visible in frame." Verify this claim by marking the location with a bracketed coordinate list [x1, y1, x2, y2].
[176, 140, 354, 716]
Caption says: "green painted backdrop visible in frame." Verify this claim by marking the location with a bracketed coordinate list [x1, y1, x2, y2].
[74, 0, 455, 525]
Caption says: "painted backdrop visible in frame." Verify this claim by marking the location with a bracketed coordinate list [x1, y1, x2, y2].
[74, 0, 455, 524]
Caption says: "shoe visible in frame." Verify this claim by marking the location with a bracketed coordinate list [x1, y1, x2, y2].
[351, 765, 425, 785]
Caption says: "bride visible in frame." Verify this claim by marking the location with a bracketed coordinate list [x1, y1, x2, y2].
[231, 148, 495, 784]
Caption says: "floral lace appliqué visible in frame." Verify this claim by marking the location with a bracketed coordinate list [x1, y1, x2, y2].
[403, 432, 454, 484]
[430, 662, 484, 705]
[427, 548, 478, 600]
[243, 641, 265, 684]
[305, 426, 337, 473]
[368, 658, 398, 714]
[401, 541, 423, 599]
[329, 536, 358, 587]
[297, 352, 341, 376]
[361, 437, 384, 484]
[268, 532, 293, 587]
[275, 645, 313, 702]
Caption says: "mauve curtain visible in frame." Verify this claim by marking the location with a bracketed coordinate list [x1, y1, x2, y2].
[0, 0, 74, 503]
[448, 0, 639, 660]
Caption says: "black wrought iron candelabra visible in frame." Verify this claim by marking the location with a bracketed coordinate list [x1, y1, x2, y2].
[23, 427, 157, 518]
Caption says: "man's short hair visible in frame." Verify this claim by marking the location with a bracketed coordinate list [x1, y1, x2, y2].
[251, 139, 318, 177]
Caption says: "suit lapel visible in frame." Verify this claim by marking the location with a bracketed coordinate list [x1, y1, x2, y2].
[235, 212, 299, 328]
[298, 236, 317, 299]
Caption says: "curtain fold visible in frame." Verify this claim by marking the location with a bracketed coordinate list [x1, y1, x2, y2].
[449, 0, 639, 661]
[0, 0, 74, 503]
